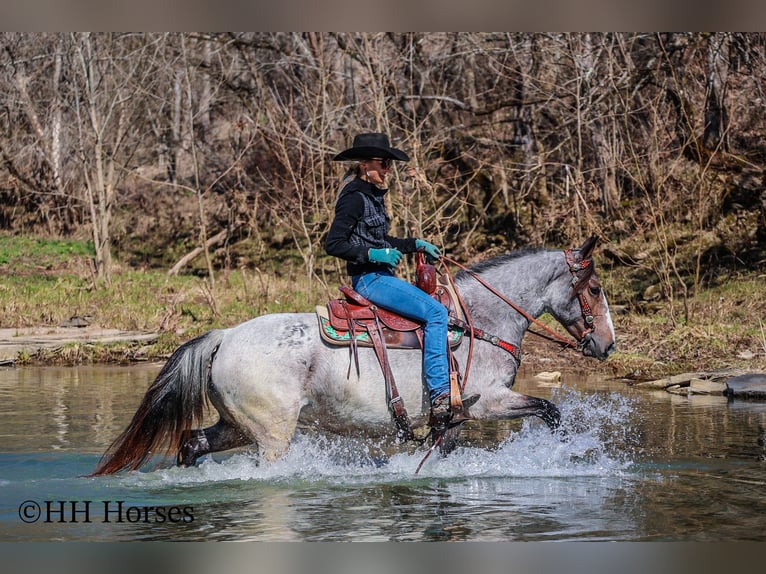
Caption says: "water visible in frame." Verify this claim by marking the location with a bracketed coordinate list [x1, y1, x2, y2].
[1, 364, 765, 541]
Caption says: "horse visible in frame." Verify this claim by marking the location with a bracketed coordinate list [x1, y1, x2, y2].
[91, 235, 616, 475]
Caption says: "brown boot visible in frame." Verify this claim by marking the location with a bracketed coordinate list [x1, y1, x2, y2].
[430, 392, 481, 427]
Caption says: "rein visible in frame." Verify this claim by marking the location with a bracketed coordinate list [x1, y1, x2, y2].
[438, 254, 580, 364]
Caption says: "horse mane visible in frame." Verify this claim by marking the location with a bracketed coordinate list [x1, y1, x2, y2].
[455, 246, 550, 279]
[454, 245, 595, 289]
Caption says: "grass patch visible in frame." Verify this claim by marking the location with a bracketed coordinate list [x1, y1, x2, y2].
[0, 234, 93, 270]
[609, 274, 766, 375]
[0, 265, 326, 334]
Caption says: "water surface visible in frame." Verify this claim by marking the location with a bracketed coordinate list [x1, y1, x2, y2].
[1, 364, 765, 541]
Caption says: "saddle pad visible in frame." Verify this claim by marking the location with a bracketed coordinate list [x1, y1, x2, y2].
[316, 306, 463, 350]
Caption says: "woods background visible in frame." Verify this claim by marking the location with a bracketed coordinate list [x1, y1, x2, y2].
[1, 32, 764, 322]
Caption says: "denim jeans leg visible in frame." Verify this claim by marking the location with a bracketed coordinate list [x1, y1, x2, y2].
[354, 272, 450, 401]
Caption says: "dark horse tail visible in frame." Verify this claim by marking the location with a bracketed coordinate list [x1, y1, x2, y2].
[90, 330, 225, 476]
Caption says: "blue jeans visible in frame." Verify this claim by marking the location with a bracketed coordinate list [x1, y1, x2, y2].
[352, 271, 450, 401]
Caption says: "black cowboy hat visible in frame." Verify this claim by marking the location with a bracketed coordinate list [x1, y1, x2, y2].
[332, 132, 410, 162]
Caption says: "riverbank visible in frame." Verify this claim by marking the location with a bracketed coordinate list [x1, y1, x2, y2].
[2, 289, 765, 379]
[1, 235, 764, 378]
[0, 325, 159, 365]
[2, 314, 764, 382]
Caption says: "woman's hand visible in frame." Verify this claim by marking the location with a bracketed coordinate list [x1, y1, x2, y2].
[415, 239, 441, 261]
[368, 247, 403, 267]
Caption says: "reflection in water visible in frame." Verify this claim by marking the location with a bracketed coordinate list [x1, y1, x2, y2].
[0, 364, 160, 453]
[1, 365, 766, 541]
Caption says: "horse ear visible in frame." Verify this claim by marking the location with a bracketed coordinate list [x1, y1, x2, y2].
[577, 235, 599, 260]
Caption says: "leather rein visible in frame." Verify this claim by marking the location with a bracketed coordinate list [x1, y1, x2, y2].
[438, 252, 594, 393]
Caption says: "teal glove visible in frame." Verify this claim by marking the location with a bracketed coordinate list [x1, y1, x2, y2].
[416, 239, 441, 261]
[368, 247, 403, 267]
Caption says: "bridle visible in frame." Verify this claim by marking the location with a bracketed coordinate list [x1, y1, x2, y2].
[564, 248, 596, 345]
[440, 250, 597, 368]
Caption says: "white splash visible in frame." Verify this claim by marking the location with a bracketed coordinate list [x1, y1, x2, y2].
[121, 388, 638, 487]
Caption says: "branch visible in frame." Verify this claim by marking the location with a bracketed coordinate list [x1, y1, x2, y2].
[167, 227, 230, 276]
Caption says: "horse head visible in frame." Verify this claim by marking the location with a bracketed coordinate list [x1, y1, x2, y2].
[554, 235, 616, 361]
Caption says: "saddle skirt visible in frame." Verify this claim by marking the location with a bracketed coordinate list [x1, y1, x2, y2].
[316, 275, 465, 350]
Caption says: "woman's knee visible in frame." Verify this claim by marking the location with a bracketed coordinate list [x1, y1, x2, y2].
[425, 300, 448, 324]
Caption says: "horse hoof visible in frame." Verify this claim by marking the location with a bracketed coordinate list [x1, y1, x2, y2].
[177, 430, 209, 467]
[176, 444, 197, 467]
[536, 399, 561, 430]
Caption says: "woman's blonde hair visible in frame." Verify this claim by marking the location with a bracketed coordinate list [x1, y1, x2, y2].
[337, 163, 360, 194]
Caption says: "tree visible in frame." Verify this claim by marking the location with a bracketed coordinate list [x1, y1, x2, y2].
[0, 33, 71, 232]
[70, 33, 161, 283]
[1, 32, 765, 297]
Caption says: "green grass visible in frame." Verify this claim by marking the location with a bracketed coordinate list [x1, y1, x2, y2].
[0, 235, 93, 268]
[607, 274, 766, 375]
[0, 261, 327, 364]
[0, 234, 327, 334]
[0, 268, 324, 331]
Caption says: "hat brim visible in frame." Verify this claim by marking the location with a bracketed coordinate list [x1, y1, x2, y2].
[332, 146, 410, 162]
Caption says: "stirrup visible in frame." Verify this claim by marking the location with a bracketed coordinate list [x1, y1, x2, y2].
[431, 392, 480, 409]
[429, 392, 480, 428]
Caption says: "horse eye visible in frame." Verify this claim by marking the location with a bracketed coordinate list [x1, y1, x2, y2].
[589, 286, 601, 296]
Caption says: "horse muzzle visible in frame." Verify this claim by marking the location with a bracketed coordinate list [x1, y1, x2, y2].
[579, 332, 616, 361]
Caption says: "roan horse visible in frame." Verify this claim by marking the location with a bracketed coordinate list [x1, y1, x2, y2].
[92, 236, 615, 475]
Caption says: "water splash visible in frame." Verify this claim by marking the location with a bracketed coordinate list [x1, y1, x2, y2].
[121, 388, 638, 487]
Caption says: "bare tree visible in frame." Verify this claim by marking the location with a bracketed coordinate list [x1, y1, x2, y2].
[1, 32, 765, 305]
[70, 33, 162, 283]
[703, 33, 730, 152]
[0, 34, 71, 231]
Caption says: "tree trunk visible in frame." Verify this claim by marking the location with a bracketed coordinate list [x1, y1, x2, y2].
[703, 33, 730, 152]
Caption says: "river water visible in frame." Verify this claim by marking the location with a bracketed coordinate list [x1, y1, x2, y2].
[1, 363, 765, 542]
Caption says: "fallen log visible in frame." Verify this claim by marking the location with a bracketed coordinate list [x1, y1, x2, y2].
[167, 228, 230, 276]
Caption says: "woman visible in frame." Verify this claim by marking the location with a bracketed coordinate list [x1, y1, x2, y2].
[325, 132, 474, 425]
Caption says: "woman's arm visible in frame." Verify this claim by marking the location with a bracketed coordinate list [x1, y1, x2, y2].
[385, 234, 417, 254]
[325, 192, 369, 263]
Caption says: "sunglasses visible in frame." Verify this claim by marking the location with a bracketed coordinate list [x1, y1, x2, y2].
[369, 157, 393, 169]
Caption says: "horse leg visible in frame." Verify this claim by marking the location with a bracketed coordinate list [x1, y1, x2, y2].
[207, 376, 304, 464]
[177, 419, 251, 467]
[177, 404, 301, 467]
[518, 395, 560, 430]
[533, 398, 561, 430]
[438, 423, 466, 455]
[482, 390, 561, 430]
[242, 403, 303, 462]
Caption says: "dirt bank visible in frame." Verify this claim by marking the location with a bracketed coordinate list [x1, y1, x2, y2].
[0, 326, 158, 365]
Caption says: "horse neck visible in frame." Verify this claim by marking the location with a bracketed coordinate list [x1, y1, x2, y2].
[455, 250, 567, 342]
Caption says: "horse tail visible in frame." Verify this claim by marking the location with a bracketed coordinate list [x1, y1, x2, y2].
[90, 329, 226, 476]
